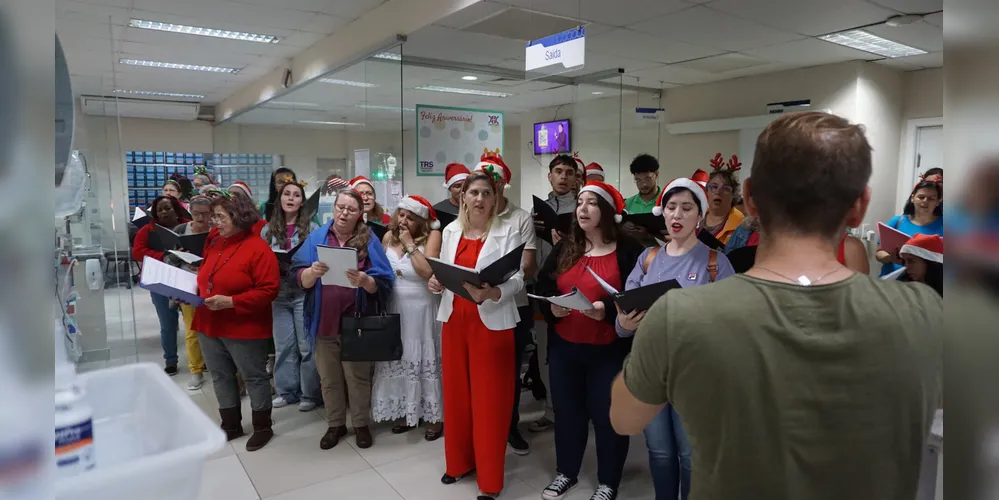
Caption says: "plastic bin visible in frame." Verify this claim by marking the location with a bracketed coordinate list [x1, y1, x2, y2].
[56, 363, 225, 500]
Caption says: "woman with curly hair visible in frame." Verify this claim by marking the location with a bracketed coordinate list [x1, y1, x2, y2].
[194, 191, 280, 452]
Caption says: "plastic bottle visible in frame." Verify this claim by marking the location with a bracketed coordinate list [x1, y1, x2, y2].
[54, 316, 95, 478]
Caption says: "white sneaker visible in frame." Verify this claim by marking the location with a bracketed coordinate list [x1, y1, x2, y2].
[186, 373, 204, 391]
[272, 396, 290, 408]
[298, 400, 317, 412]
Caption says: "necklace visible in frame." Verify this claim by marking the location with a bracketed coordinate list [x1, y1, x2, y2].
[755, 266, 844, 286]
[206, 237, 246, 295]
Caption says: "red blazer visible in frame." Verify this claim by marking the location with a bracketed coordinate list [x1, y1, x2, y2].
[193, 229, 279, 340]
[132, 219, 190, 262]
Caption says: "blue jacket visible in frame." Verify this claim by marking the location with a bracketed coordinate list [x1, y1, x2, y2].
[289, 220, 394, 348]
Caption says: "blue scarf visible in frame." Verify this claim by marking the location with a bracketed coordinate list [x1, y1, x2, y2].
[290, 220, 394, 348]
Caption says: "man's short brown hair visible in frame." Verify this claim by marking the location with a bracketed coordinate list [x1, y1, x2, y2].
[751, 111, 871, 238]
[211, 193, 261, 232]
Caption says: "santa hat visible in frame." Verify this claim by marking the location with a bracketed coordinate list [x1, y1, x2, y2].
[900, 234, 943, 264]
[571, 153, 585, 173]
[349, 176, 375, 192]
[397, 195, 440, 229]
[228, 181, 252, 198]
[578, 180, 626, 223]
[443, 163, 470, 189]
[475, 153, 512, 188]
[653, 177, 709, 219]
[691, 169, 710, 187]
[584, 162, 605, 180]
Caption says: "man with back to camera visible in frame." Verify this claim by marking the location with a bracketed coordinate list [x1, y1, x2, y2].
[609, 111, 942, 500]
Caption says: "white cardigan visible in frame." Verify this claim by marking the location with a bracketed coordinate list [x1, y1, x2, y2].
[436, 217, 525, 331]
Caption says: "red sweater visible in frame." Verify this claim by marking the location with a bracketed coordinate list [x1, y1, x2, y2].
[132, 219, 190, 262]
[203, 219, 267, 255]
[193, 229, 279, 340]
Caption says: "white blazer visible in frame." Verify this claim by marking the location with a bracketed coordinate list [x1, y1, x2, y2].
[436, 216, 525, 331]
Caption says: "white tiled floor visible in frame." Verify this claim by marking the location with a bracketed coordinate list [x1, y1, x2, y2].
[86, 286, 656, 500]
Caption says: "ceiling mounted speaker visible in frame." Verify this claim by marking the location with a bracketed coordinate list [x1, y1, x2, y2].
[55, 34, 75, 186]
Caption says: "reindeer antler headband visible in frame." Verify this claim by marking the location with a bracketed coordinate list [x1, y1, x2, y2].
[709, 153, 742, 172]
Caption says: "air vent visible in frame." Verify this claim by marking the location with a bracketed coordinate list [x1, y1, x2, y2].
[80, 95, 200, 120]
[463, 7, 583, 42]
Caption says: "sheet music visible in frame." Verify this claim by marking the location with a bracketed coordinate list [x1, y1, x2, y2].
[528, 288, 594, 311]
[167, 250, 203, 265]
[880, 267, 907, 280]
[585, 265, 619, 294]
[316, 245, 358, 288]
[132, 206, 146, 221]
[140, 256, 198, 293]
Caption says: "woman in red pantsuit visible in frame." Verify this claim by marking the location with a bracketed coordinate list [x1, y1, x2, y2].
[428, 171, 525, 500]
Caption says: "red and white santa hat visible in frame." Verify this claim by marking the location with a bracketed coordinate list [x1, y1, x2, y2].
[578, 180, 626, 223]
[584, 162, 605, 180]
[900, 234, 943, 264]
[349, 176, 375, 192]
[442, 163, 470, 189]
[474, 153, 512, 188]
[691, 168, 710, 188]
[228, 181, 252, 198]
[571, 152, 585, 174]
[652, 177, 709, 219]
[396, 195, 440, 229]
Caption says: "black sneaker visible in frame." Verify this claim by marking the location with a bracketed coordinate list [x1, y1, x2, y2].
[165, 364, 178, 376]
[542, 473, 577, 499]
[589, 485, 617, 500]
[508, 429, 530, 456]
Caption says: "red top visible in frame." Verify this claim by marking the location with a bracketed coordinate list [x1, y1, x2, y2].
[380, 213, 392, 225]
[454, 237, 486, 306]
[555, 252, 621, 345]
[193, 229, 280, 340]
[836, 234, 846, 265]
[132, 219, 190, 262]
[204, 219, 267, 254]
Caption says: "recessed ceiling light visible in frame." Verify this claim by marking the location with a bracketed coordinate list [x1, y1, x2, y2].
[128, 19, 280, 43]
[119, 58, 241, 73]
[413, 85, 512, 98]
[112, 89, 205, 99]
[297, 120, 365, 126]
[354, 104, 416, 112]
[269, 101, 318, 107]
[818, 29, 927, 58]
[592, 91, 604, 95]
[372, 52, 402, 61]
[461, 75, 478, 81]
[319, 78, 378, 88]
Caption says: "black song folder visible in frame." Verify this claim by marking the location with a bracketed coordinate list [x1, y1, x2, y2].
[367, 221, 389, 241]
[532, 196, 573, 244]
[436, 210, 458, 230]
[622, 213, 668, 237]
[149, 225, 209, 255]
[725, 245, 756, 274]
[697, 230, 725, 251]
[273, 239, 307, 264]
[428, 243, 526, 304]
[613, 279, 681, 313]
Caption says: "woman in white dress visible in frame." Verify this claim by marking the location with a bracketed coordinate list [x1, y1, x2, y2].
[372, 195, 445, 441]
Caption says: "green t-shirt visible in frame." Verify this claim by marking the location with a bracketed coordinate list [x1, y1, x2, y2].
[624, 186, 661, 214]
[622, 273, 941, 500]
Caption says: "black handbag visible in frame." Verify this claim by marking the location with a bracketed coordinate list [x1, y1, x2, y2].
[339, 288, 402, 362]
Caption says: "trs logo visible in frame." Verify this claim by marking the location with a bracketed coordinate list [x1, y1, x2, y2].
[419, 161, 434, 170]
[487, 115, 500, 125]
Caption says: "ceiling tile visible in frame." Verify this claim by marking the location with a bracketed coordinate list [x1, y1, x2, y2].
[588, 28, 725, 65]
[226, 0, 337, 13]
[319, 0, 388, 20]
[865, 20, 943, 52]
[867, 0, 942, 14]
[743, 37, 880, 66]
[620, 64, 719, 85]
[629, 5, 804, 52]
[496, 0, 694, 27]
[676, 53, 770, 73]
[707, 0, 900, 37]
[923, 12, 942, 26]
[434, 1, 511, 29]
[874, 58, 925, 71]
[404, 26, 523, 63]
[875, 50, 942, 69]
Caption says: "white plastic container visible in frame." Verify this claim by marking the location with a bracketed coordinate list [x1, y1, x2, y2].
[55, 363, 226, 500]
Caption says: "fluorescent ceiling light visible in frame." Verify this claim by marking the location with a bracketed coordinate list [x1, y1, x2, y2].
[818, 30, 927, 58]
[461, 75, 478, 81]
[113, 89, 204, 99]
[319, 78, 378, 88]
[372, 52, 402, 61]
[592, 91, 604, 95]
[128, 19, 279, 43]
[355, 104, 416, 112]
[413, 85, 513, 98]
[119, 58, 241, 73]
[297, 120, 364, 126]
[270, 101, 318, 106]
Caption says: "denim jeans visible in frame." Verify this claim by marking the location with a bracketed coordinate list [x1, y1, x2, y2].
[272, 288, 322, 404]
[645, 404, 692, 500]
[150, 292, 180, 366]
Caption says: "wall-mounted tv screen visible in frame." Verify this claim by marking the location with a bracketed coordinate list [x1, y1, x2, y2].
[534, 119, 570, 155]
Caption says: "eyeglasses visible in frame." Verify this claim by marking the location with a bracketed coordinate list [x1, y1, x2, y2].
[633, 173, 657, 182]
[707, 184, 734, 194]
[335, 204, 360, 214]
[211, 213, 230, 223]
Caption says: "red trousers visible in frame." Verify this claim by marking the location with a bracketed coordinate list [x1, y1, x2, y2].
[442, 300, 515, 494]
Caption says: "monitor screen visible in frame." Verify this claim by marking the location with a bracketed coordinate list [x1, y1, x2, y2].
[534, 120, 571, 155]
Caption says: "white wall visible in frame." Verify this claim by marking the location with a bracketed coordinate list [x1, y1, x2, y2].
[902, 68, 943, 120]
